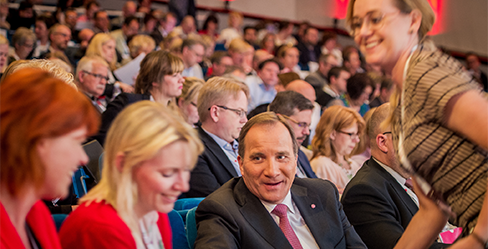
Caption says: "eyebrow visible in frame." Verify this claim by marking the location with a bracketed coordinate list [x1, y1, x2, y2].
[353, 10, 380, 19]
[248, 152, 265, 159]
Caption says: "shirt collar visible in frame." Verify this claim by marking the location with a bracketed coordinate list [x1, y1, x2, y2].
[260, 190, 295, 214]
[373, 157, 406, 185]
[202, 127, 237, 150]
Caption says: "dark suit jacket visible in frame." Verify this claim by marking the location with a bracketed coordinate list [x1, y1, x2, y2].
[195, 177, 366, 249]
[92, 93, 150, 146]
[296, 42, 321, 67]
[185, 126, 239, 197]
[298, 150, 317, 178]
[341, 158, 446, 249]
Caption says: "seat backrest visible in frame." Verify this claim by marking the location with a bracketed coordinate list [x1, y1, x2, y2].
[174, 198, 205, 211]
[51, 214, 68, 232]
[167, 210, 190, 249]
[186, 207, 198, 249]
[82, 140, 104, 183]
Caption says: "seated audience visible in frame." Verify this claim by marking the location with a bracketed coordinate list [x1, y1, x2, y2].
[151, 12, 177, 45]
[342, 103, 447, 249]
[75, 55, 111, 113]
[0, 68, 99, 248]
[60, 101, 203, 249]
[369, 77, 394, 108]
[95, 50, 184, 145]
[296, 27, 321, 68]
[110, 1, 137, 30]
[93, 10, 110, 34]
[9, 27, 35, 64]
[111, 16, 140, 60]
[320, 31, 343, 66]
[41, 24, 72, 59]
[76, 1, 100, 30]
[341, 73, 374, 116]
[141, 13, 157, 35]
[316, 66, 350, 108]
[466, 52, 488, 91]
[180, 38, 205, 79]
[33, 15, 55, 58]
[127, 34, 156, 60]
[305, 53, 339, 90]
[174, 15, 197, 38]
[227, 38, 254, 74]
[64, 8, 78, 37]
[260, 32, 276, 55]
[252, 49, 273, 72]
[310, 105, 365, 193]
[218, 11, 243, 48]
[186, 77, 249, 197]
[342, 46, 364, 75]
[199, 14, 219, 40]
[293, 21, 310, 43]
[207, 51, 233, 80]
[245, 58, 282, 112]
[268, 91, 317, 178]
[274, 20, 297, 46]
[194, 112, 366, 248]
[177, 77, 204, 127]
[243, 25, 260, 50]
[7, 1, 35, 30]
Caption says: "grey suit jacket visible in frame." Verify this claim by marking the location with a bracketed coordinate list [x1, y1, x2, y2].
[195, 177, 366, 249]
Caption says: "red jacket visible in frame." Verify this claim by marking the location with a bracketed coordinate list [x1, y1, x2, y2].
[1, 201, 62, 249]
[59, 201, 172, 249]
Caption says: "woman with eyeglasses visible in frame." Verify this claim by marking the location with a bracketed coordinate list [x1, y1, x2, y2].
[94, 50, 185, 146]
[347, 0, 488, 248]
[310, 105, 365, 194]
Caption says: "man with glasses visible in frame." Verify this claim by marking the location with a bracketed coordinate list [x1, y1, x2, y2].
[181, 38, 205, 80]
[341, 103, 446, 249]
[269, 91, 317, 179]
[42, 24, 72, 59]
[185, 77, 250, 197]
[75, 55, 110, 113]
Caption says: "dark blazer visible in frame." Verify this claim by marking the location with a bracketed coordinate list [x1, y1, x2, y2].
[297, 150, 317, 178]
[341, 158, 446, 249]
[296, 42, 321, 67]
[195, 177, 366, 249]
[185, 126, 239, 198]
[92, 93, 150, 146]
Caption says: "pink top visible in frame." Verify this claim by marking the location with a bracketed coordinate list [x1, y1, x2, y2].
[310, 155, 361, 194]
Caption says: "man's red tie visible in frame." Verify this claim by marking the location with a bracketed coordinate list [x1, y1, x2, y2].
[271, 204, 303, 249]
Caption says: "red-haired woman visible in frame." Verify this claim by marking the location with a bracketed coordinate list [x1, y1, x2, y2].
[0, 68, 100, 248]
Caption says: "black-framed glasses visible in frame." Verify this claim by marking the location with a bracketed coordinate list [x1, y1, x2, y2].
[382, 131, 392, 135]
[338, 130, 360, 139]
[281, 114, 310, 130]
[349, 10, 400, 37]
[190, 102, 197, 107]
[209, 105, 247, 118]
[83, 70, 109, 81]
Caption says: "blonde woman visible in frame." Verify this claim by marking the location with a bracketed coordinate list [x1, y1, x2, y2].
[60, 101, 203, 249]
[177, 77, 204, 127]
[128, 34, 156, 60]
[218, 11, 243, 48]
[310, 105, 365, 193]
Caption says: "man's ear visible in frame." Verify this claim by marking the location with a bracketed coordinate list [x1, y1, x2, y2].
[114, 152, 126, 173]
[208, 105, 220, 123]
[376, 134, 388, 153]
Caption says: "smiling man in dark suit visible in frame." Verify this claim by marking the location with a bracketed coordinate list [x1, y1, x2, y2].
[341, 103, 446, 249]
[195, 112, 366, 249]
[185, 77, 250, 197]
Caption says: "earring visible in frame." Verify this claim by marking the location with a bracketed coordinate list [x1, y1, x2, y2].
[409, 29, 414, 34]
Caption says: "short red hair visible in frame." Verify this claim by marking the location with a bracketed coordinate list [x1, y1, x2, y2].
[0, 68, 100, 196]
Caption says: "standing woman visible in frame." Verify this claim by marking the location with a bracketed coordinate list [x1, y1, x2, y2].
[95, 50, 185, 145]
[310, 105, 365, 193]
[0, 68, 99, 248]
[60, 101, 204, 249]
[347, 0, 488, 247]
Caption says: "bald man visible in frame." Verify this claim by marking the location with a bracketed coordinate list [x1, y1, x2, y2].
[286, 80, 321, 147]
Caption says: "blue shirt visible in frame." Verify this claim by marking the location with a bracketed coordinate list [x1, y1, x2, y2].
[203, 128, 241, 176]
[245, 75, 277, 112]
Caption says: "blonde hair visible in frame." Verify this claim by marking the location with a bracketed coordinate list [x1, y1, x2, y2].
[228, 38, 250, 54]
[180, 77, 204, 103]
[346, 0, 435, 41]
[86, 33, 117, 70]
[311, 105, 365, 163]
[1, 59, 76, 89]
[197, 76, 249, 123]
[228, 11, 243, 27]
[128, 34, 156, 59]
[80, 101, 203, 248]
[0, 34, 9, 45]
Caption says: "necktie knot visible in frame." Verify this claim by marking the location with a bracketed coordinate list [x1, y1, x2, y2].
[272, 204, 288, 218]
[271, 204, 303, 249]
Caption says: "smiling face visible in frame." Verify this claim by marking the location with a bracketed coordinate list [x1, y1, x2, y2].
[37, 126, 89, 199]
[239, 122, 297, 204]
[133, 140, 192, 215]
[352, 0, 416, 71]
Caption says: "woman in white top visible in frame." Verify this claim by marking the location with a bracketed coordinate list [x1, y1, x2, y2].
[310, 105, 365, 193]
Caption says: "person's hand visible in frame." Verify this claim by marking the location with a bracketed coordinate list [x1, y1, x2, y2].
[117, 82, 134, 93]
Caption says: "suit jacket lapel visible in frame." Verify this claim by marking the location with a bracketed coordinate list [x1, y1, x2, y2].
[235, 179, 293, 249]
[197, 126, 238, 177]
[369, 159, 418, 215]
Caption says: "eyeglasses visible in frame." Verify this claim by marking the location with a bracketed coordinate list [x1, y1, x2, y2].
[338, 130, 360, 140]
[190, 102, 197, 107]
[83, 70, 109, 81]
[349, 10, 400, 37]
[382, 131, 392, 135]
[282, 114, 310, 130]
[210, 105, 247, 118]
